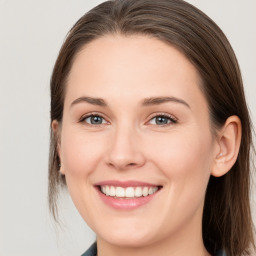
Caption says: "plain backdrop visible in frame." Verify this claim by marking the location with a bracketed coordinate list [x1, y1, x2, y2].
[0, 1, 255, 255]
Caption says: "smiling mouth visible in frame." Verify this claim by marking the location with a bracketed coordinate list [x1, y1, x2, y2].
[98, 185, 162, 198]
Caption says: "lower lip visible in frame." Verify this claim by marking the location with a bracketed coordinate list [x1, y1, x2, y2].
[96, 187, 160, 210]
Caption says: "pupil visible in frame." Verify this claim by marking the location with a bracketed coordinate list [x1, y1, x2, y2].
[156, 116, 168, 125]
[91, 116, 102, 124]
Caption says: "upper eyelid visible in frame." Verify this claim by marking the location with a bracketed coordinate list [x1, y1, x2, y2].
[78, 112, 178, 124]
[79, 112, 109, 123]
[147, 112, 178, 122]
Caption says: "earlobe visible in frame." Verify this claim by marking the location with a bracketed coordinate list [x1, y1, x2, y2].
[52, 120, 59, 133]
[52, 120, 65, 175]
[211, 116, 242, 177]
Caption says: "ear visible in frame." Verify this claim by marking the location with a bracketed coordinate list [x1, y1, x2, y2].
[211, 116, 242, 177]
[52, 120, 65, 175]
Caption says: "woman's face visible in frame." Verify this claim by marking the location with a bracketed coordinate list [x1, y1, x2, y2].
[57, 35, 219, 247]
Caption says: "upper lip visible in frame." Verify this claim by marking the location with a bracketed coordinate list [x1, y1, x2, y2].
[95, 180, 162, 188]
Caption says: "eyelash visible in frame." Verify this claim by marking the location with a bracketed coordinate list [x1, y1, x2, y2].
[79, 112, 178, 127]
[79, 112, 108, 127]
[147, 113, 178, 126]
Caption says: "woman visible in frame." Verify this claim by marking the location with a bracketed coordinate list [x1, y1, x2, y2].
[48, 0, 255, 255]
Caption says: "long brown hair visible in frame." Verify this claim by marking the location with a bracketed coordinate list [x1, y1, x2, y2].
[49, 0, 255, 255]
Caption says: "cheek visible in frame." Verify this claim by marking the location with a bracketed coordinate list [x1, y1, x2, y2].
[147, 127, 213, 194]
[59, 126, 107, 222]
[60, 127, 105, 178]
[151, 129, 214, 227]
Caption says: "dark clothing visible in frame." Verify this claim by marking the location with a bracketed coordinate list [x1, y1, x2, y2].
[81, 243, 227, 256]
[81, 243, 97, 256]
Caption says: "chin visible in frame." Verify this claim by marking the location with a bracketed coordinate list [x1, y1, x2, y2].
[97, 227, 157, 248]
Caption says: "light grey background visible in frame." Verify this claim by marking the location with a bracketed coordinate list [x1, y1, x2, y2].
[0, 1, 255, 255]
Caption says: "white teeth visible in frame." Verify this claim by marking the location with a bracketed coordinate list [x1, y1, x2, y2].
[135, 187, 143, 197]
[116, 187, 125, 197]
[100, 185, 159, 198]
[110, 186, 115, 196]
[125, 187, 135, 198]
[153, 187, 158, 193]
[148, 187, 153, 195]
[142, 187, 148, 196]
[101, 186, 105, 194]
[106, 186, 110, 196]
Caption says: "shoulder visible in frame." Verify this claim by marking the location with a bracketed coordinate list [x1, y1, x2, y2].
[81, 242, 97, 256]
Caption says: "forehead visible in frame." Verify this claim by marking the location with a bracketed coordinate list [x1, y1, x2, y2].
[65, 34, 206, 110]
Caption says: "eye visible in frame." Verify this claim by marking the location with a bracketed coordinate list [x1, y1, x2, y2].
[80, 114, 108, 125]
[148, 114, 177, 126]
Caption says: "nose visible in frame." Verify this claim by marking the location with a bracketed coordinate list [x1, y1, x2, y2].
[105, 125, 146, 170]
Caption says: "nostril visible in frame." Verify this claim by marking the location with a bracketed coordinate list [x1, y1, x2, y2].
[128, 163, 137, 166]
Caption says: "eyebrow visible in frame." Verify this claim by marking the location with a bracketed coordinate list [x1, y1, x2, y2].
[70, 96, 190, 109]
[142, 96, 190, 108]
[70, 96, 107, 108]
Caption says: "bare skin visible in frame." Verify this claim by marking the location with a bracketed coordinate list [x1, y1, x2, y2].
[53, 35, 241, 256]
